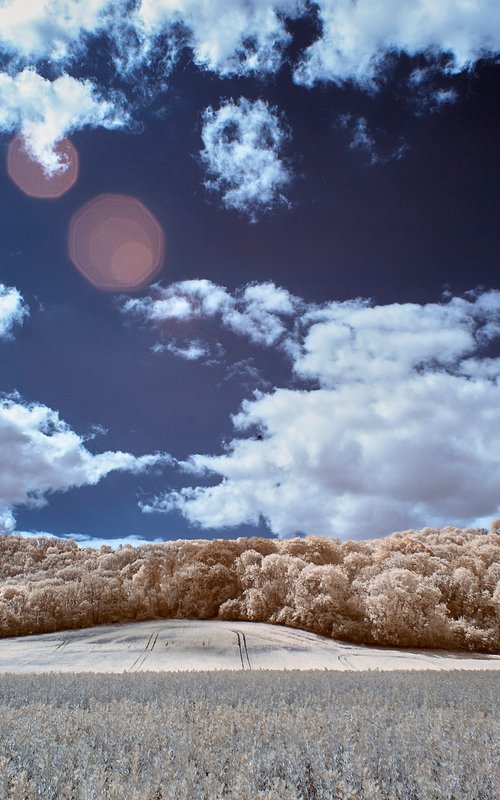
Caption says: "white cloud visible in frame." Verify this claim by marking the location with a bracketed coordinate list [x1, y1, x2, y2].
[142, 288, 500, 539]
[133, 1, 500, 87]
[0, 2, 498, 123]
[295, 0, 500, 87]
[293, 292, 499, 386]
[123, 279, 301, 348]
[0, 394, 168, 533]
[126, 279, 231, 321]
[0, 69, 127, 173]
[0, 284, 28, 338]
[459, 357, 500, 380]
[200, 98, 292, 219]
[0, 509, 16, 535]
[0, 0, 119, 62]
[338, 115, 406, 165]
[14, 530, 165, 549]
[163, 340, 210, 361]
[68, 533, 166, 549]
[134, 0, 303, 76]
[225, 283, 299, 344]
[432, 88, 459, 106]
[347, 115, 377, 155]
[224, 359, 272, 392]
[0, 1, 497, 180]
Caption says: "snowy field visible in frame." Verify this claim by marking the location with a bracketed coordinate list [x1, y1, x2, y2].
[0, 619, 498, 673]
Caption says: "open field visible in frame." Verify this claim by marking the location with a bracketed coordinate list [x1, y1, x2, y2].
[0, 619, 499, 673]
[0, 670, 498, 799]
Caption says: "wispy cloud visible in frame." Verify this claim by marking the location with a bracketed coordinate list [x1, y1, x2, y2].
[223, 359, 272, 393]
[138, 287, 500, 538]
[0, 284, 28, 338]
[132, 0, 302, 77]
[160, 339, 211, 362]
[338, 115, 407, 165]
[200, 98, 292, 219]
[0, 393, 169, 533]
[124, 279, 301, 348]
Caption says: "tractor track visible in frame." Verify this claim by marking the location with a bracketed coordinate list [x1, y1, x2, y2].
[128, 630, 159, 672]
[232, 629, 251, 670]
[338, 653, 359, 670]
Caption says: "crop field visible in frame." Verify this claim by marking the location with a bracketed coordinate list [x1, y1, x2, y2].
[0, 619, 499, 674]
[0, 670, 498, 799]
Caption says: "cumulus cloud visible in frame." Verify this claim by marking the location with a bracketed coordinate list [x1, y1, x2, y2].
[0, 0, 119, 62]
[0, 2, 498, 178]
[124, 278, 300, 347]
[459, 357, 500, 380]
[0, 2, 498, 122]
[126, 278, 231, 322]
[0, 284, 28, 338]
[140, 288, 500, 539]
[295, 0, 500, 88]
[132, 1, 500, 88]
[0, 69, 127, 173]
[0, 394, 167, 533]
[133, 0, 303, 76]
[293, 292, 500, 386]
[200, 98, 292, 219]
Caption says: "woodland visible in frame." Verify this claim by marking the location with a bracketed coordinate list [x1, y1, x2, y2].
[0, 524, 498, 652]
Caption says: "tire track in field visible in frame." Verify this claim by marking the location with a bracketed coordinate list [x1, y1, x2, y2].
[275, 627, 349, 648]
[232, 629, 251, 670]
[338, 653, 359, 670]
[241, 631, 251, 670]
[128, 630, 159, 672]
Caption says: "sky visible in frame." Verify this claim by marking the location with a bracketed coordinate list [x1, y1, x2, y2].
[0, 0, 500, 547]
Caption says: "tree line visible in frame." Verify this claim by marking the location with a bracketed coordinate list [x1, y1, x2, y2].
[0, 524, 499, 652]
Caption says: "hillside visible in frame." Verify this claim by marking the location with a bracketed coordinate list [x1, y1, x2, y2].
[0, 526, 499, 653]
[0, 619, 498, 673]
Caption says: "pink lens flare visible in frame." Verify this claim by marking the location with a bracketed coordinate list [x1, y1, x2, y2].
[68, 193, 165, 292]
[7, 136, 79, 199]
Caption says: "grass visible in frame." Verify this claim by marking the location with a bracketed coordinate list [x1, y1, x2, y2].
[0, 670, 498, 799]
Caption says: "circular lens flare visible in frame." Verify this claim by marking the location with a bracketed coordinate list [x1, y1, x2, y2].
[7, 136, 78, 198]
[68, 194, 165, 292]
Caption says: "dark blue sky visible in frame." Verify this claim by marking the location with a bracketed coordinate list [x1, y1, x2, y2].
[1, 2, 499, 545]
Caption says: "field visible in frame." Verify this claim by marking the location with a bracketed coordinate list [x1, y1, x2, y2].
[0, 529, 498, 798]
[0, 619, 499, 674]
[0, 669, 498, 800]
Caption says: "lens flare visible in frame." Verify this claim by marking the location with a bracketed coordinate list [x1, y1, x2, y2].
[68, 194, 165, 291]
[7, 136, 78, 198]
